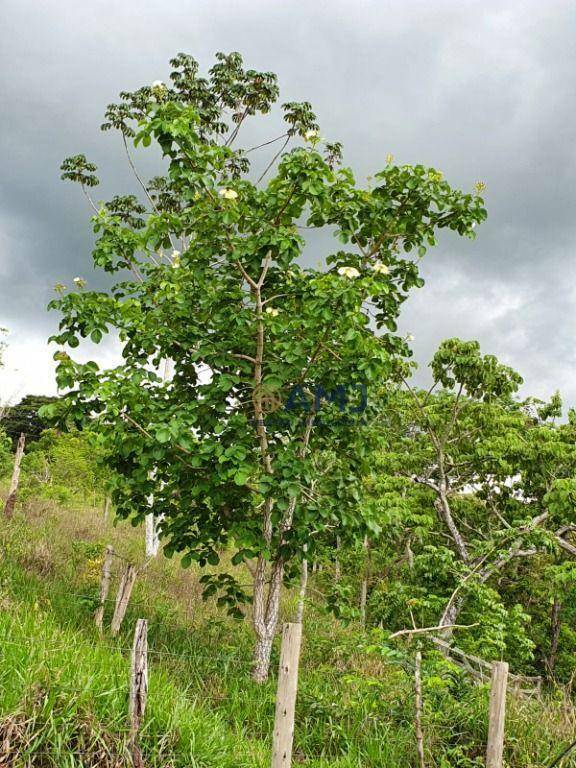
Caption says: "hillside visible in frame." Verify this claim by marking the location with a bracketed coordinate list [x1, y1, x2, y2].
[1, 495, 575, 767]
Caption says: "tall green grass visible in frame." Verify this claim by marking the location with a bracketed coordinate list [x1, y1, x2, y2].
[0, 500, 575, 766]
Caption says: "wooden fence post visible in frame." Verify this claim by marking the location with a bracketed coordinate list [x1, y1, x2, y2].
[94, 545, 114, 634]
[359, 535, 370, 628]
[271, 622, 303, 768]
[414, 650, 426, 768]
[110, 563, 138, 637]
[4, 432, 26, 519]
[486, 661, 508, 768]
[129, 618, 148, 768]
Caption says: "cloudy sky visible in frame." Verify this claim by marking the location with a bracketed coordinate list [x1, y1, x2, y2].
[1, 0, 575, 407]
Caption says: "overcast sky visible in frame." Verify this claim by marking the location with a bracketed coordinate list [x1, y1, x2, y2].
[1, 0, 575, 407]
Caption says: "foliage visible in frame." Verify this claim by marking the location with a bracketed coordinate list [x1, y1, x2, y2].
[47, 52, 485, 672]
[2, 395, 60, 445]
[322, 339, 576, 680]
[0, 426, 11, 477]
[19, 428, 108, 505]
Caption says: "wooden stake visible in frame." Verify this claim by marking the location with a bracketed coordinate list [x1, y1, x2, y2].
[296, 548, 308, 625]
[271, 622, 303, 768]
[103, 495, 111, 522]
[129, 618, 148, 768]
[4, 432, 25, 519]
[359, 535, 370, 628]
[94, 545, 114, 634]
[414, 650, 426, 768]
[334, 535, 341, 582]
[110, 563, 138, 637]
[486, 661, 508, 768]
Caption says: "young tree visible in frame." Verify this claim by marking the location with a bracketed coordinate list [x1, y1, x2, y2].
[48, 52, 485, 680]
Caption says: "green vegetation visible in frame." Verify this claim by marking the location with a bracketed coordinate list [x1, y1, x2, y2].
[1, 52, 575, 767]
[51, 50, 485, 680]
[1, 440, 575, 766]
[1, 394, 60, 444]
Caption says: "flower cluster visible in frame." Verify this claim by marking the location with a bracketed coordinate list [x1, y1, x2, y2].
[337, 266, 361, 279]
[219, 188, 238, 201]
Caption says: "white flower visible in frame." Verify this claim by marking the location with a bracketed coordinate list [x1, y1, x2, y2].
[337, 266, 361, 279]
[219, 188, 238, 200]
[371, 262, 389, 275]
[406, 333, 415, 342]
[73, 276, 86, 288]
[304, 129, 319, 141]
[265, 307, 280, 317]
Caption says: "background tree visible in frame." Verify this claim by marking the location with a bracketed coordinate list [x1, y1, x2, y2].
[2, 394, 60, 445]
[48, 52, 485, 681]
[357, 339, 576, 671]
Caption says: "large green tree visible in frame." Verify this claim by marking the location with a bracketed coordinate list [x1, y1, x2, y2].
[48, 52, 485, 680]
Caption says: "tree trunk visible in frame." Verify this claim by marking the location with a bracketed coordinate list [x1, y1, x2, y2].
[252, 549, 285, 682]
[4, 432, 25, 519]
[145, 513, 161, 557]
[253, 629, 275, 683]
[434, 490, 469, 563]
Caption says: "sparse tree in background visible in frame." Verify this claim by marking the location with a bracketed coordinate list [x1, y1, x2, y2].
[348, 339, 576, 675]
[47, 52, 485, 680]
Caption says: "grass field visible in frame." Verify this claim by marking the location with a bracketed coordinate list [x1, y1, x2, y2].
[1, 496, 575, 767]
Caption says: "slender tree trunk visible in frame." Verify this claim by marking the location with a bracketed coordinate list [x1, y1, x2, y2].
[434, 490, 469, 563]
[252, 550, 285, 683]
[4, 432, 25, 519]
[145, 513, 161, 557]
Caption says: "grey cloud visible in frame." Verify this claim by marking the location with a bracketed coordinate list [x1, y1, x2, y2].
[1, 0, 575, 405]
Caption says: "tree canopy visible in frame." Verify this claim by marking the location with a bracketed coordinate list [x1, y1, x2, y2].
[48, 51, 486, 680]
